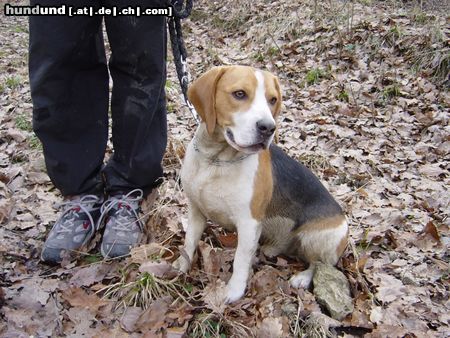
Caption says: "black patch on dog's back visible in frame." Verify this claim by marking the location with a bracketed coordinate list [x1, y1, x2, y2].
[267, 144, 343, 229]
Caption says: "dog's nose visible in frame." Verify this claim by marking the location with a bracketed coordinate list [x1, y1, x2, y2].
[256, 120, 276, 136]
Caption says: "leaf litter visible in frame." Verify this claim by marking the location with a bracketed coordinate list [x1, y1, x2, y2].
[0, 0, 449, 337]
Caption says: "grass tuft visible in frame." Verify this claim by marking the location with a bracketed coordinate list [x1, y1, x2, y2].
[97, 264, 192, 310]
[253, 51, 265, 62]
[15, 114, 32, 132]
[298, 153, 334, 178]
[28, 135, 42, 150]
[305, 68, 326, 85]
[337, 89, 350, 102]
[189, 313, 227, 338]
[382, 84, 401, 99]
[82, 253, 103, 264]
[13, 26, 28, 33]
[299, 313, 334, 338]
[5, 76, 22, 90]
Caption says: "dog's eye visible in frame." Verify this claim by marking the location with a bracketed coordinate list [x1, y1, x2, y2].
[269, 97, 277, 105]
[232, 90, 247, 100]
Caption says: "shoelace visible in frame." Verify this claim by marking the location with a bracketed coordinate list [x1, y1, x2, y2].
[55, 195, 102, 236]
[97, 189, 144, 232]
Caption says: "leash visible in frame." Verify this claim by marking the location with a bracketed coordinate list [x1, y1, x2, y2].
[167, 0, 200, 124]
[167, 2, 251, 166]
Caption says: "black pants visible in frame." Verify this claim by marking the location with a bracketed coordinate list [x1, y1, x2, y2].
[29, 0, 167, 197]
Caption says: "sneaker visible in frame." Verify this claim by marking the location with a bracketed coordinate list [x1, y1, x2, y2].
[99, 189, 145, 258]
[41, 194, 103, 263]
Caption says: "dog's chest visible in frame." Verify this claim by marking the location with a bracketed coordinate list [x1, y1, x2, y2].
[181, 145, 258, 227]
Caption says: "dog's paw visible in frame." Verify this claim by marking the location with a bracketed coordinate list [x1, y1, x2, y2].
[225, 281, 246, 303]
[290, 269, 314, 289]
[172, 256, 190, 273]
[261, 244, 280, 258]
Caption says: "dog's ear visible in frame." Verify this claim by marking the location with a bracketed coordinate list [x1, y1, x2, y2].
[188, 66, 228, 135]
[272, 76, 282, 118]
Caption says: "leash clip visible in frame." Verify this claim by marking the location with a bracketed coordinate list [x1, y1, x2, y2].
[186, 98, 200, 124]
[180, 56, 190, 86]
[179, 55, 198, 124]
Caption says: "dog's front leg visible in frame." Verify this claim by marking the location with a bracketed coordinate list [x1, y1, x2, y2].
[173, 202, 207, 273]
[225, 218, 261, 303]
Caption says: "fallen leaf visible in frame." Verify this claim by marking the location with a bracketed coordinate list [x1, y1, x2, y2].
[0, 198, 13, 224]
[120, 306, 143, 333]
[250, 266, 278, 300]
[198, 241, 222, 281]
[130, 243, 169, 264]
[9, 277, 57, 309]
[61, 287, 109, 312]
[366, 324, 415, 338]
[166, 325, 188, 338]
[217, 233, 237, 247]
[374, 274, 405, 303]
[202, 280, 227, 314]
[370, 306, 383, 324]
[135, 297, 170, 332]
[256, 317, 284, 338]
[0, 286, 5, 308]
[418, 163, 445, 178]
[66, 307, 96, 336]
[70, 263, 112, 287]
[138, 260, 179, 279]
[26, 171, 49, 184]
[422, 221, 440, 242]
[166, 303, 194, 326]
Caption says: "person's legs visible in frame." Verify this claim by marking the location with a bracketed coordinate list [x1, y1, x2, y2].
[29, 1, 108, 263]
[29, 1, 108, 197]
[100, 2, 167, 257]
[103, 2, 168, 196]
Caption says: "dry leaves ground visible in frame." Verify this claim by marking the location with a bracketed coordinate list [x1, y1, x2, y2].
[0, 0, 449, 337]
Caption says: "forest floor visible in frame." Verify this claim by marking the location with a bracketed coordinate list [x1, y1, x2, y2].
[0, 0, 449, 337]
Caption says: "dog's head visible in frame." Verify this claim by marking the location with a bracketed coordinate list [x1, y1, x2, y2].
[188, 66, 282, 154]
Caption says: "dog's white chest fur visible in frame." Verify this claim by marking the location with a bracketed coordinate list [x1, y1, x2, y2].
[181, 141, 258, 230]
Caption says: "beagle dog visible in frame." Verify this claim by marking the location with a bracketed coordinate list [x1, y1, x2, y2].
[173, 66, 348, 303]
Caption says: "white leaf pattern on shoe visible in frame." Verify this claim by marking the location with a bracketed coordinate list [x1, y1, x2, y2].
[98, 189, 145, 258]
[41, 194, 103, 263]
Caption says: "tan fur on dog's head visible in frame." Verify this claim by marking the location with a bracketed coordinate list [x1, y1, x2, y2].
[188, 66, 282, 141]
[187, 66, 228, 135]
